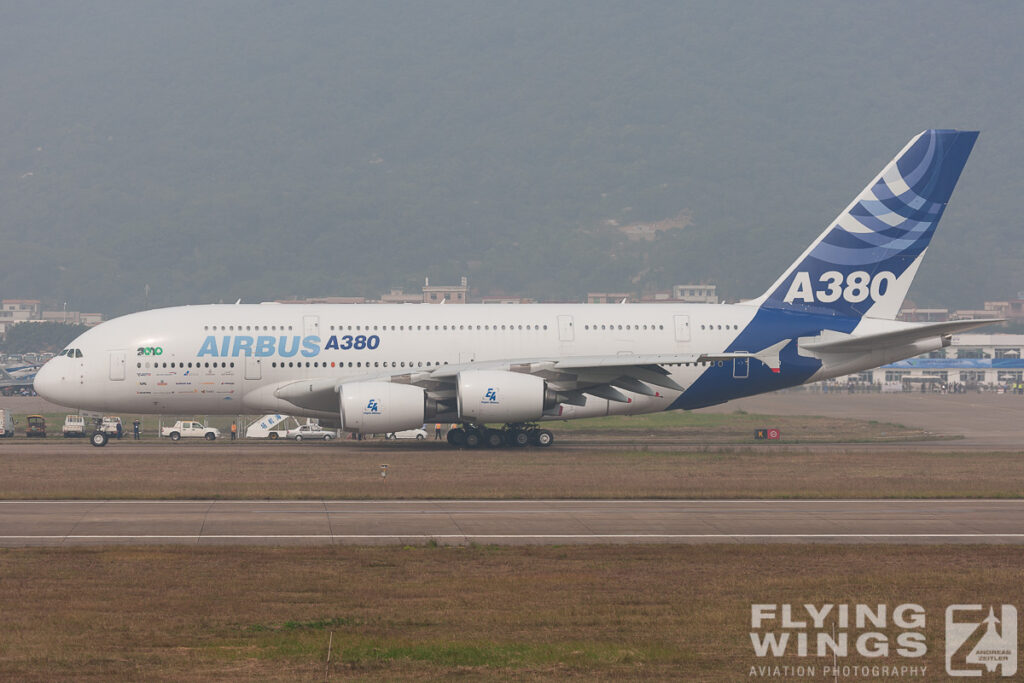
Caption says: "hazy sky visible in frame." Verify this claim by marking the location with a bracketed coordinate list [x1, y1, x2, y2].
[1, 1, 1021, 313]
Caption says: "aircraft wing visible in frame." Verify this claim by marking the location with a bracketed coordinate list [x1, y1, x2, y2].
[800, 319, 1002, 354]
[271, 341, 789, 412]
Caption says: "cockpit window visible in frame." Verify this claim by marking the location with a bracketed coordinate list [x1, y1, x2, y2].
[74, 349, 83, 358]
[58, 349, 68, 357]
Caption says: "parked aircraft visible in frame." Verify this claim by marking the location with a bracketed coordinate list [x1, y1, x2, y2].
[35, 129, 996, 447]
[1, 363, 40, 391]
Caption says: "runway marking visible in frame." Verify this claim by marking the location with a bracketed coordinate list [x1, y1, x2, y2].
[4, 534, 1024, 540]
[3, 499, 1024, 505]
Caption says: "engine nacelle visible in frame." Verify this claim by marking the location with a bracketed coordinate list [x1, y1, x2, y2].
[457, 370, 555, 423]
[339, 382, 425, 434]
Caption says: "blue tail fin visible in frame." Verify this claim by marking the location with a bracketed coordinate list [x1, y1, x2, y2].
[750, 129, 978, 320]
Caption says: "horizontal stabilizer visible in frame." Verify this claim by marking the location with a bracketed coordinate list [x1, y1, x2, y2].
[800, 319, 1002, 354]
[698, 339, 788, 373]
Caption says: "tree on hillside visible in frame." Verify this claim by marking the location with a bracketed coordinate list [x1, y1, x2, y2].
[1, 322, 89, 354]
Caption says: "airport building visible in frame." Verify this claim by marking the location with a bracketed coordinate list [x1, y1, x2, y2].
[0, 299, 104, 339]
[840, 333, 1024, 389]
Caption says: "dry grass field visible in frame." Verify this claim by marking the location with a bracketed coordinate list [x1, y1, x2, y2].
[2, 408, 1011, 500]
[1, 544, 1021, 681]
[2, 442, 1024, 500]
[2, 395, 1021, 680]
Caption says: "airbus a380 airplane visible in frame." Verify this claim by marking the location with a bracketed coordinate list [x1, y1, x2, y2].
[35, 129, 997, 447]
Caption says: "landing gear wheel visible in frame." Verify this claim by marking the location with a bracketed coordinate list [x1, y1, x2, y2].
[484, 430, 504, 448]
[530, 429, 554, 447]
[90, 431, 108, 447]
[463, 429, 482, 449]
[508, 430, 530, 447]
[446, 428, 465, 446]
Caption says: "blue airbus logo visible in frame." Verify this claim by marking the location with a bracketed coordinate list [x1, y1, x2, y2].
[196, 334, 383, 358]
[198, 335, 320, 358]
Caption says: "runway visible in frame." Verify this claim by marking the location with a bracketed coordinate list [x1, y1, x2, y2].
[3, 499, 1024, 546]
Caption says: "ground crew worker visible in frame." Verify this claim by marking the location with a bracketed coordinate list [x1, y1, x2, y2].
[435, 423, 442, 439]
[133, 419, 140, 440]
[230, 422, 237, 440]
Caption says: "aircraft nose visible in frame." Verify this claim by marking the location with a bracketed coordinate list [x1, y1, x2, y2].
[33, 360, 71, 405]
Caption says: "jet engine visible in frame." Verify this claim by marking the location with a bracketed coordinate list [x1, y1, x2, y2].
[339, 382, 427, 434]
[457, 370, 559, 423]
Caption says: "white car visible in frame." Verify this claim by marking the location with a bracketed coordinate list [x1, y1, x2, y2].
[385, 428, 428, 440]
[288, 424, 336, 441]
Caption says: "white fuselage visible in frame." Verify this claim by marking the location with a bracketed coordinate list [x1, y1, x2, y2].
[35, 302, 765, 419]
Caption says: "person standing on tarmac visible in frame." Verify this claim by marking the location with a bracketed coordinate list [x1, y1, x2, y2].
[230, 422, 237, 440]
[435, 423, 443, 440]
[133, 419, 141, 440]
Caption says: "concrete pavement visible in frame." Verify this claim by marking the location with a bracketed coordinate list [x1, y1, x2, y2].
[2, 499, 1023, 546]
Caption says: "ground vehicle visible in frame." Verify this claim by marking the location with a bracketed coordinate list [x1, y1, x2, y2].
[26, 415, 46, 437]
[289, 424, 336, 441]
[246, 414, 299, 439]
[63, 415, 86, 437]
[0, 409, 14, 437]
[100, 416, 123, 438]
[160, 420, 220, 441]
[385, 428, 428, 440]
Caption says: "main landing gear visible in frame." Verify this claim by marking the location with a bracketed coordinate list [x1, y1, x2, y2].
[446, 424, 554, 449]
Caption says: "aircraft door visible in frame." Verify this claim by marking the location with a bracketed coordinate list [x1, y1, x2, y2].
[109, 350, 126, 381]
[303, 315, 320, 338]
[733, 356, 749, 379]
[557, 315, 574, 342]
[674, 315, 691, 342]
[245, 356, 262, 380]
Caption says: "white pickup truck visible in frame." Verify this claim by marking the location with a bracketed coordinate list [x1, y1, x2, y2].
[161, 421, 221, 441]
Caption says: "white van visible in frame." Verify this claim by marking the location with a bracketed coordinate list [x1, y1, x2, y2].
[63, 415, 87, 437]
[0, 409, 14, 438]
